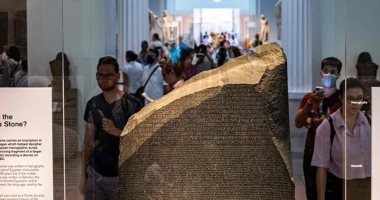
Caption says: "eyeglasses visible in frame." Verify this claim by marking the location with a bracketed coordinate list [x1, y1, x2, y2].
[96, 72, 116, 80]
[346, 96, 364, 102]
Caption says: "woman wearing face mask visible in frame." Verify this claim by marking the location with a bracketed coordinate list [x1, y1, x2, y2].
[312, 78, 371, 200]
[295, 57, 343, 200]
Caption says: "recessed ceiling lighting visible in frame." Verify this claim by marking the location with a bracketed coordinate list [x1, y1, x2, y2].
[213, 0, 222, 3]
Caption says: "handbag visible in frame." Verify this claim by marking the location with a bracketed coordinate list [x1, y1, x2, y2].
[134, 65, 160, 104]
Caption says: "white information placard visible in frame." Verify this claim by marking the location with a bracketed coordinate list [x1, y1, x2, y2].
[0, 88, 53, 200]
[373, 87, 380, 199]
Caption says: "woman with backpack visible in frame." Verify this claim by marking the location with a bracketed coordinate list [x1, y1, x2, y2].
[312, 78, 371, 200]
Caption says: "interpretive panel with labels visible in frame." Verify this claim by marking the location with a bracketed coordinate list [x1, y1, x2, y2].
[0, 88, 53, 200]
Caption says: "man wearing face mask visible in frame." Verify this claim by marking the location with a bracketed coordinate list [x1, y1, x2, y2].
[295, 57, 343, 200]
[140, 48, 166, 105]
[193, 44, 213, 74]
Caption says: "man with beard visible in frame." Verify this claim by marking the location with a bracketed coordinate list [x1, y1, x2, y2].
[79, 56, 142, 199]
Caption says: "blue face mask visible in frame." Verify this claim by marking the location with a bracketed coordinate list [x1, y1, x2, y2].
[322, 74, 338, 88]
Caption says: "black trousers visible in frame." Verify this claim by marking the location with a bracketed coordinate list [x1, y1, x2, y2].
[326, 173, 371, 200]
[325, 172, 343, 200]
[303, 157, 317, 200]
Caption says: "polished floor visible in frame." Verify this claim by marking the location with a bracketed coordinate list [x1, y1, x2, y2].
[294, 175, 307, 200]
[292, 128, 308, 200]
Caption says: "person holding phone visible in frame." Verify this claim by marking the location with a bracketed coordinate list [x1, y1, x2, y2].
[295, 57, 343, 200]
[80, 56, 142, 199]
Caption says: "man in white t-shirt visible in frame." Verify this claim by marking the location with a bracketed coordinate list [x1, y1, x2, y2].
[121, 51, 143, 94]
[141, 48, 166, 105]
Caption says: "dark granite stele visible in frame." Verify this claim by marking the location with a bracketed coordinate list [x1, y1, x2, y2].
[119, 44, 295, 200]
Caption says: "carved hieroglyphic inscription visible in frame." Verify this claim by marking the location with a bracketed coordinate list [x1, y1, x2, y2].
[119, 44, 294, 199]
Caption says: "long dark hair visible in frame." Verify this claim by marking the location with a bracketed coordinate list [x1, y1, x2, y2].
[97, 56, 119, 73]
[339, 77, 365, 97]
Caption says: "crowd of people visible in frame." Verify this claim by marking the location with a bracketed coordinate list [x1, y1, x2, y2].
[0, 30, 264, 90]
[121, 32, 261, 106]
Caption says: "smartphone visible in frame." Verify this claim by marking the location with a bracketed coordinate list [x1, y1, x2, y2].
[314, 86, 323, 94]
[191, 55, 199, 65]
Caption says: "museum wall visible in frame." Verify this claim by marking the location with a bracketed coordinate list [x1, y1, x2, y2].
[345, 0, 380, 78]
[27, 0, 110, 147]
[27, 0, 63, 77]
[320, 0, 346, 80]
[310, 0, 323, 90]
[319, 0, 380, 84]
[0, 0, 25, 10]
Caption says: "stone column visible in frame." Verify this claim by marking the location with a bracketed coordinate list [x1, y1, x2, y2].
[117, 0, 149, 69]
[282, 0, 312, 97]
[122, 0, 149, 54]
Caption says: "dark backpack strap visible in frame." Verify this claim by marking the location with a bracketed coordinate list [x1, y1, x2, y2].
[121, 94, 143, 120]
[326, 116, 344, 199]
[10, 64, 19, 76]
[364, 113, 371, 126]
[142, 65, 160, 89]
[327, 116, 335, 149]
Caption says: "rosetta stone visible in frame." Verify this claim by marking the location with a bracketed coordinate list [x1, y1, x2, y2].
[119, 44, 294, 199]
